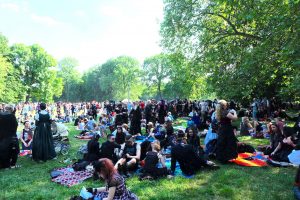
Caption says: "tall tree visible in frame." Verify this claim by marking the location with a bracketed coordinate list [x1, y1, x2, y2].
[161, 0, 300, 102]
[57, 57, 82, 101]
[10, 44, 62, 102]
[143, 54, 171, 99]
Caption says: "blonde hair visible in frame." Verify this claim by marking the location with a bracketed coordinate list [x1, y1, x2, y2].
[216, 100, 227, 121]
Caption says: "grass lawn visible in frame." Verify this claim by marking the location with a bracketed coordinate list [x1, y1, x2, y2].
[0, 121, 297, 200]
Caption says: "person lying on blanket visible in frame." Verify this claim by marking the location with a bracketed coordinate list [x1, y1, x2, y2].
[115, 135, 141, 178]
[170, 130, 219, 176]
[83, 158, 139, 200]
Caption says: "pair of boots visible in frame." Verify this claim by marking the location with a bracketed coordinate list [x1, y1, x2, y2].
[118, 163, 130, 178]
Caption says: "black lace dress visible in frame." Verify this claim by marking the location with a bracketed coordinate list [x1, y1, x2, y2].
[32, 112, 56, 161]
[216, 110, 238, 163]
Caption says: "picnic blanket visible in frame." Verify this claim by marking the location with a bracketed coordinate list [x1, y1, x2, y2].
[164, 158, 194, 178]
[51, 166, 93, 187]
[229, 153, 268, 167]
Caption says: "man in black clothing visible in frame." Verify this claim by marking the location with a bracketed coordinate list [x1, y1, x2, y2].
[0, 104, 19, 169]
[84, 134, 101, 162]
[171, 130, 218, 176]
[100, 134, 121, 163]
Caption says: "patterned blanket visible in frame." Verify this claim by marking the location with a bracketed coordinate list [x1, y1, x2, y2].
[229, 153, 268, 167]
[51, 166, 93, 187]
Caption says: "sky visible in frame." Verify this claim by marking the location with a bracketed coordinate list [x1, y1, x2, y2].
[0, 0, 164, 71]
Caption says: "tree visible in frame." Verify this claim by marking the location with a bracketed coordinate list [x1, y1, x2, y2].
[10, 44, 63, 102]
[143, 54, 171, 99]
[160, 0, 300, 102]
[57, 57, 82, 101]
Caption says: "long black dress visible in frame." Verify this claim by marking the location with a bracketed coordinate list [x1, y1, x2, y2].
[32, 112, 56, 161]
[216, 110, 238, 163]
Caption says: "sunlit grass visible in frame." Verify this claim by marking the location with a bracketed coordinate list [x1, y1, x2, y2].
[0, 120, 297, 200]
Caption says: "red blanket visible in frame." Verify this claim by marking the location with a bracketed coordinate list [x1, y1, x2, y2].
[229, 153, 268, 167]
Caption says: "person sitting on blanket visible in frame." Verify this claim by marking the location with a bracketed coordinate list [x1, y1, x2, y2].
[84, 158, 139, 200]
[170, 130, 219, 176]
[100, 134, 121, 164]
[186, 127, 203, 156]
[240, 117, 253, 136]
[20, 121, 33, 151]
[115, 135, 141, 178]
[140, 142, 168, 180]
[270, 126, 297, 162]
[84, 134, 101, 162]
[259, 123, 283, 155]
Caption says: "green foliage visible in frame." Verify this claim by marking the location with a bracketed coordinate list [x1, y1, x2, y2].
[81, 56, 143, 101]
[161, 0, 300, 102]
[57, 57, 82, 102]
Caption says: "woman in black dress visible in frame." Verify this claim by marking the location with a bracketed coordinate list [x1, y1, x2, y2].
[215, 100, 238, 163]
[32, 103, 56, 161]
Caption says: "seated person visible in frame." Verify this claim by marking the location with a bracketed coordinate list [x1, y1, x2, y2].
[100, 134, 121, 164]
[171, 130, 219, 176]
[84, 134, 101, 162]
[115, 135, 141, 177]
[240, 117, 253, 136]
[20, 121, 33, 151]
[140, 142, 168, 180]
[86, 117, 95, 131]
[115, 127, 127, 145]
[77, 119, 86, 130]
[252, 121, 264, 138]
[258, 123, 282, 155]
[270, 126, 296, 162]
[186, 127, 203, 155]
[83, 158, 138, 200]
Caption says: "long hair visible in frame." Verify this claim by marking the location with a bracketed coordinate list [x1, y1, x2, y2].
[93, 158, 117, 181]
[216, 100, 227, 122]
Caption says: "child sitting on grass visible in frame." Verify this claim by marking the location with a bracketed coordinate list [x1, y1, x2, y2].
[20, 121, 33, 151]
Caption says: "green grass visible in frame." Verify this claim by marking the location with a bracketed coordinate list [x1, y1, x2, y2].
[0, 121, 297, 200]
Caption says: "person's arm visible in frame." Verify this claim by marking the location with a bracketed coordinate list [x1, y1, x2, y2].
[227, 111, 237, 120]
[87, 186, 106, 194]
[103, 186, 116, 200]
[271, 142, 282, 156]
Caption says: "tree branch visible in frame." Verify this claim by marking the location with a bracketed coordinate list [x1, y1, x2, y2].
[204, 12, 263, 41]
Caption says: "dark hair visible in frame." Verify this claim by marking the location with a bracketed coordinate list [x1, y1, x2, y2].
[283, 126, 294, 138]
[93, 158, 117, 180]
[23, 120, 30, 125]
[40, 103, 46, 110]
[107, 134, 114, 139]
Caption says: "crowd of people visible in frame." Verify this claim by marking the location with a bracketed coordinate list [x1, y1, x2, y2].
[0, 98, 300, 199]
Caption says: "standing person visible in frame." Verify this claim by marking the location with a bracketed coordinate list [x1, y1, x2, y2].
[129, 103, 142, 135]
[32, 103, 56, 162]
[215, 100, 238, 163]
[0, 104, 20, 169]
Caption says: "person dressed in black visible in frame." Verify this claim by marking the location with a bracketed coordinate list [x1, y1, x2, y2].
[32, 103, 56, 162]
[140, 142, 168, 180]
[100, 134, 121, 164]
[115, 135, 141, 177]
[215, 100, 238, 164]
[171, 130, 218, 176]
[115, 127, 126, 145]
[84, 134, 101, 162]
[0, 104, 19, 169]
[129, 103, 142, 135]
